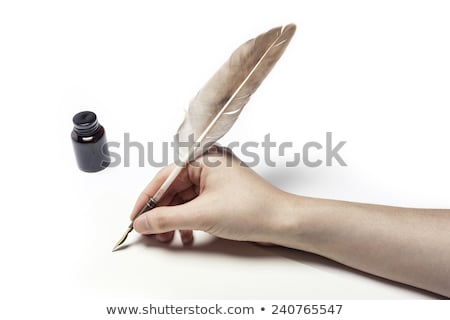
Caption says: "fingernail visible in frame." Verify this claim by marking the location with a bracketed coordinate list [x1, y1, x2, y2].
[134, 215, 149, 233]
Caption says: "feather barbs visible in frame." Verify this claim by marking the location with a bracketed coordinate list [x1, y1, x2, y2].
[176, 24, 296, 161]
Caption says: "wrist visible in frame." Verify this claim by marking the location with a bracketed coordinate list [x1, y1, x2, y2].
[269, 193, 331, 253]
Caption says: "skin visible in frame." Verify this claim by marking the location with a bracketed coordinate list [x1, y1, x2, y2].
[131, 147, 450, 297]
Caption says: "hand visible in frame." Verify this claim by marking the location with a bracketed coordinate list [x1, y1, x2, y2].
[130, 147, 450, 297]
[131, 147, 293, 245]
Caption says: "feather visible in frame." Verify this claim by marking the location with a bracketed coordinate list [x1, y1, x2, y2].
[177, 23, 297, 161]
[112, 24, 296, 251]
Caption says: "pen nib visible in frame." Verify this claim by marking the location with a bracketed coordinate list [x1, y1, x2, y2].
[112, 199, 156, 252]
[112, 224, 133, 252]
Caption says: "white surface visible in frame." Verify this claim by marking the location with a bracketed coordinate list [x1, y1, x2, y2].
[1, 0, 449, 315]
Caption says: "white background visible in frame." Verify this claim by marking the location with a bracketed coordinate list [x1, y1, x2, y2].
[1, 0, 449, 318]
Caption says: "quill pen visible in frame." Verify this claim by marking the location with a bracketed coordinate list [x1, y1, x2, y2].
[113, 24, 296, 251]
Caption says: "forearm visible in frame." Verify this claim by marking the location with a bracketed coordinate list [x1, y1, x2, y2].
[275, 193, 450, 297]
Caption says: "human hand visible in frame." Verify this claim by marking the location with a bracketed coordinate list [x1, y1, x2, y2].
[131, 147, 294, 245]
[131, 146, 450, 297]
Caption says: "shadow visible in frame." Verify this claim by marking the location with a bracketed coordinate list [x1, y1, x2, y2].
[131, 234, 272, 259]
[258, 165, 306, 191]
[128, 234, 444, 299]
[258, 245, 445, 299]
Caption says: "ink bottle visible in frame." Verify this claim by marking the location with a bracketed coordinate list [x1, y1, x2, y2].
[71, 111, 110, 172]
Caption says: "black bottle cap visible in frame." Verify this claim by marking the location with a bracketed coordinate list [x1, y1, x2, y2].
[73, 111, 100, 136]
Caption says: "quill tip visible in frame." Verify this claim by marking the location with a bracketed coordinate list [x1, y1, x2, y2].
[112, 226, 133, 252]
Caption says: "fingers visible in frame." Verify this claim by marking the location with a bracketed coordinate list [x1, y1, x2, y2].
[130, 164, 197, 220]
[136, 205, 195, 245]
[155, 231, 175, 243]
[131, 146, 234, 220]
[147, 230, 192, 244]
[170, 185, 199, 205]
[133, 200, 203, 235]
[153, 230, 192, 244]
[130, 146, 235, 245]
[179, 230, 194, 244]
[130, 165, 176, 220]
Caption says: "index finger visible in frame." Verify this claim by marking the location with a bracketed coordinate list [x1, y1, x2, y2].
[130, 164, 195, 220]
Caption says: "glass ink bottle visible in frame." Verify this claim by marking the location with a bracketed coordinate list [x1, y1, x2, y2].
[71, 111, 110, 172]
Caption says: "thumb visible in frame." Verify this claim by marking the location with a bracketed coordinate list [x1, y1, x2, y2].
[133, 201, 203, 234]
